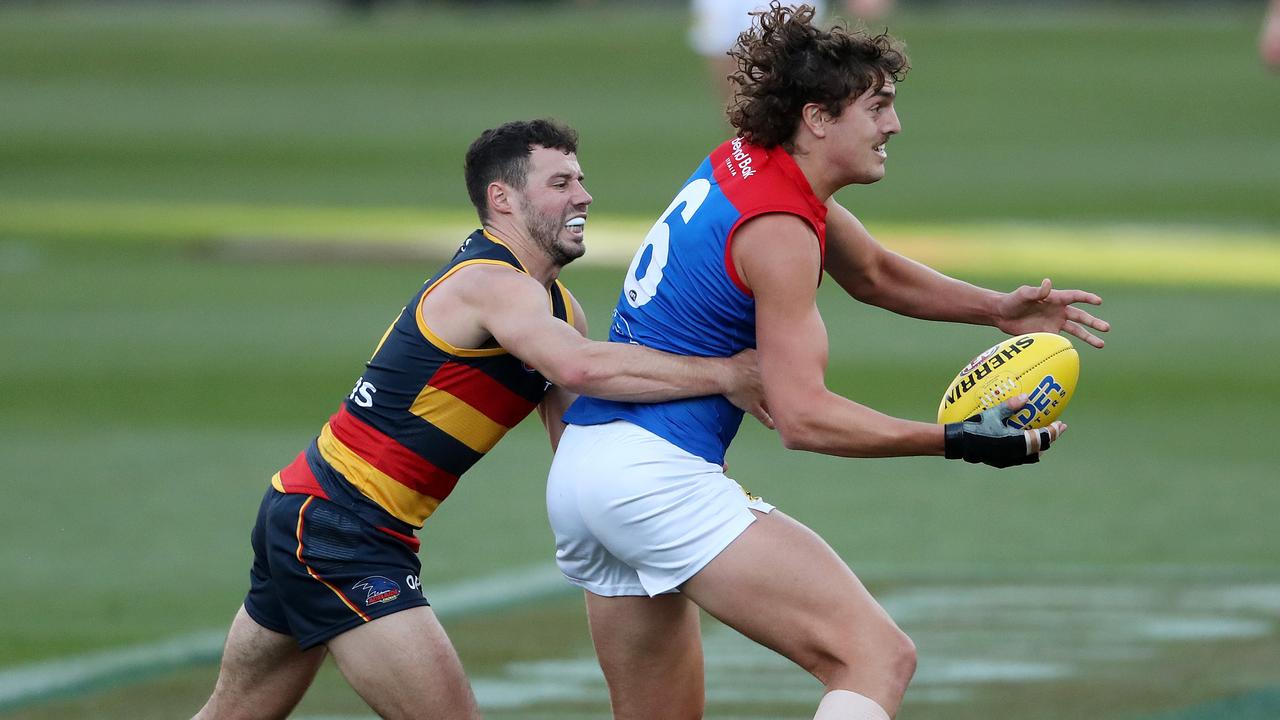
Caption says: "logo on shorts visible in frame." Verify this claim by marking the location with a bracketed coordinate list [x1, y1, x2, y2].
[353, 576, 401, 606]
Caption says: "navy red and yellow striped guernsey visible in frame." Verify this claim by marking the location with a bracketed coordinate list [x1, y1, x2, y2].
[271, 230, 573, 546]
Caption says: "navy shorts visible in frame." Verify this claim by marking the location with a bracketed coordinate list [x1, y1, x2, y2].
[243, 487, 428, 649]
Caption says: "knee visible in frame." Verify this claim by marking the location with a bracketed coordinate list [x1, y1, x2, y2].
[804, 622, 917, 693]
[886, 628, 917, 688]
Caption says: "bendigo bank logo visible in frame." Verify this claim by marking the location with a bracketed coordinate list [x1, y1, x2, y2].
[353, 576, 401, 606]
[725, 137, 757, 179]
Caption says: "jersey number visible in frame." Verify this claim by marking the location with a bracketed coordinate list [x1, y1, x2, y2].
[623, 178, 711, 308]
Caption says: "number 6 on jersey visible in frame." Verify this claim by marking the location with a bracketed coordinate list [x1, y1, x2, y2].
[624, 179, 710, 307]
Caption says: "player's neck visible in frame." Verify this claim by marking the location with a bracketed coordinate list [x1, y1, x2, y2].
[482, 224, 562, 287]
[788, 146, 839, 202]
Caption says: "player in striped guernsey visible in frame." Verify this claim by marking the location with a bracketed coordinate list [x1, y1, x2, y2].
[194, 119, 770, 720]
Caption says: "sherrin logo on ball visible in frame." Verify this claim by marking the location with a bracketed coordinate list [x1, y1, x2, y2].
[936, 332, 1080, 429]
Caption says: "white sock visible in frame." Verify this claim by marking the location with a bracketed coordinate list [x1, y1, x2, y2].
[813, 689, 892, 720]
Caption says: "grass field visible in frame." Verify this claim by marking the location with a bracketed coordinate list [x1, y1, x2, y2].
[1, 1, 1278, 718]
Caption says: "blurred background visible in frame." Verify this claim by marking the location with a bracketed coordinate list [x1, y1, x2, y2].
[1, 1, 1278, 718]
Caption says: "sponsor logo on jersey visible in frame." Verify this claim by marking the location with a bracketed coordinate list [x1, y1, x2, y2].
[353, 576, 401, 606]
[726, 137, 757, 179]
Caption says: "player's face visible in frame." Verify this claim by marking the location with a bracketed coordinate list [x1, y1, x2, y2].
[517, 146, 593, 267]
[828, 80, 901, 185]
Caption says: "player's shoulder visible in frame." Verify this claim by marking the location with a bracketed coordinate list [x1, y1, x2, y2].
[733, 213, 823, 284]
[737, 212, 820, 241]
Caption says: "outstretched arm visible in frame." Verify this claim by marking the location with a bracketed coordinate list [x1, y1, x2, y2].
[737, 213, 942, 457]
[735, 213, 1054, 466]
[823, 199, 1111, 347]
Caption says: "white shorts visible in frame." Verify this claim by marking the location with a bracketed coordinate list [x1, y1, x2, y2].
[546, 420, 774, 597]
[689, 0, 827, 56]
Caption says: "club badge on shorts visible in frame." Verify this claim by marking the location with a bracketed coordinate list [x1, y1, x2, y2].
[353, 576, 401, 606]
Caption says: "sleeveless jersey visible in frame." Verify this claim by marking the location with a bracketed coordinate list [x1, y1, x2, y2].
[272, 230, 572, 544]
[564, 138, 827, 464]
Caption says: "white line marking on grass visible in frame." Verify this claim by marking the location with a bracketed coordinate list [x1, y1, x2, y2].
[0, 631, 227, 711]
[0, 564, 573, 712]
[456, 579, 1280, 715]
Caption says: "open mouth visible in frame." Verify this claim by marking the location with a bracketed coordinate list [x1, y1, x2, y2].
[873, 143, 887, 158]
[565, 217, 586, 236]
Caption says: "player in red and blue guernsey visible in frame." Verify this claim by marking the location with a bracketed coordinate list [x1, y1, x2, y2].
[548, 5, 1112, 719]
[194, 119, 768, 720]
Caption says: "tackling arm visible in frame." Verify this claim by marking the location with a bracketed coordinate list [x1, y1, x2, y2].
[535, 292, 588, 452]
[466, 266, 770, 423]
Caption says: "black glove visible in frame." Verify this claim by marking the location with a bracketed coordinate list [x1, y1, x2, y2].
[944, 403, 1053, 469]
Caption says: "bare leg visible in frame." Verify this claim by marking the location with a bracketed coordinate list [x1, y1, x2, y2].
[682, 510, 916, 717]
[326, 605, 480, 720]
[584, 592, 704, 720]
[193, 605, 325, 720]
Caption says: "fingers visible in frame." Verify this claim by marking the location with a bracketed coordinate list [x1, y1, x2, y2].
[1003, 393, 1030, 412]
[1023, 420, 1067, 453]
[749, 403, 775, 430]
[1064, 321, 1106, 349]
[1037, 278, 1052, 300]
[1016, 279, 1053, 303]
[1065, 305, 1110, 332]
[1049, 288, 1103, 307]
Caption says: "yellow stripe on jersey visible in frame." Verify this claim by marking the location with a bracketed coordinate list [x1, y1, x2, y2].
[316, 423, 442, 527]
[409, 386, 510, 454]
[555, 279, 574, 328]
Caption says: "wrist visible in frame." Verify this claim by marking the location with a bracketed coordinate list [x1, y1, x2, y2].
[943, 422, 965, 459]
[984, 288, 1007, 328]
[711, 356, 735, 395]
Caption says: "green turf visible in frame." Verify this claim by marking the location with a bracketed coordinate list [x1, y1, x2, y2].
[2, 1, 1278, 718]
[1, 2, 1277, 228]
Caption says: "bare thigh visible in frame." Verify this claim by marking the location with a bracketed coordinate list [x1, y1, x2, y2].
[681, 510, 916, 715]
[584, 592, 704, 720]
[326, 605, 480, 720]
[193, 605, 326, 720]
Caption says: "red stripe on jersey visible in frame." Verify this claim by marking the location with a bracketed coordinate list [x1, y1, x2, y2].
[376, 526, 421, 553]
[723, 231, 753, 297]
[426, 361, 538, 428]
[278, 451, 330, 499]
[328, 405, 460, 502]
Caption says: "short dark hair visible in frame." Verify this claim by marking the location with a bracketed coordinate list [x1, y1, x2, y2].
[727, 2, 909, 149]
[464, 119, 580, 222]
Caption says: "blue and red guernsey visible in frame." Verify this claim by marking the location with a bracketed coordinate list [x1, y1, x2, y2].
[273, 230, 572, 539]
[564, 138, 827, 465]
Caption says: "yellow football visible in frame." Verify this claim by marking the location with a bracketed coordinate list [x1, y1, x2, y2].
[937, 332, 1079, 429]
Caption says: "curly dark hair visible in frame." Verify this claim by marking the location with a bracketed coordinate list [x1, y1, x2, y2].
[727, 2, 909, 150]
[464, 119, 580, 222]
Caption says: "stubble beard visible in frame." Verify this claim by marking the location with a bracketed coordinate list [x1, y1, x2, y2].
[523, 200, 585, 267]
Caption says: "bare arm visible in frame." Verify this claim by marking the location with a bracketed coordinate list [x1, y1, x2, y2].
[457, 265, 769, 423]
[735, 214, 942, 457]
[535, 292, 589, 452]
[823, 199, 1110, 347]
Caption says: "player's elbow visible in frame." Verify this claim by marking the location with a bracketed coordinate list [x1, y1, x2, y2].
[543, 354, 602, 395]
[774, 407, 827, 452]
